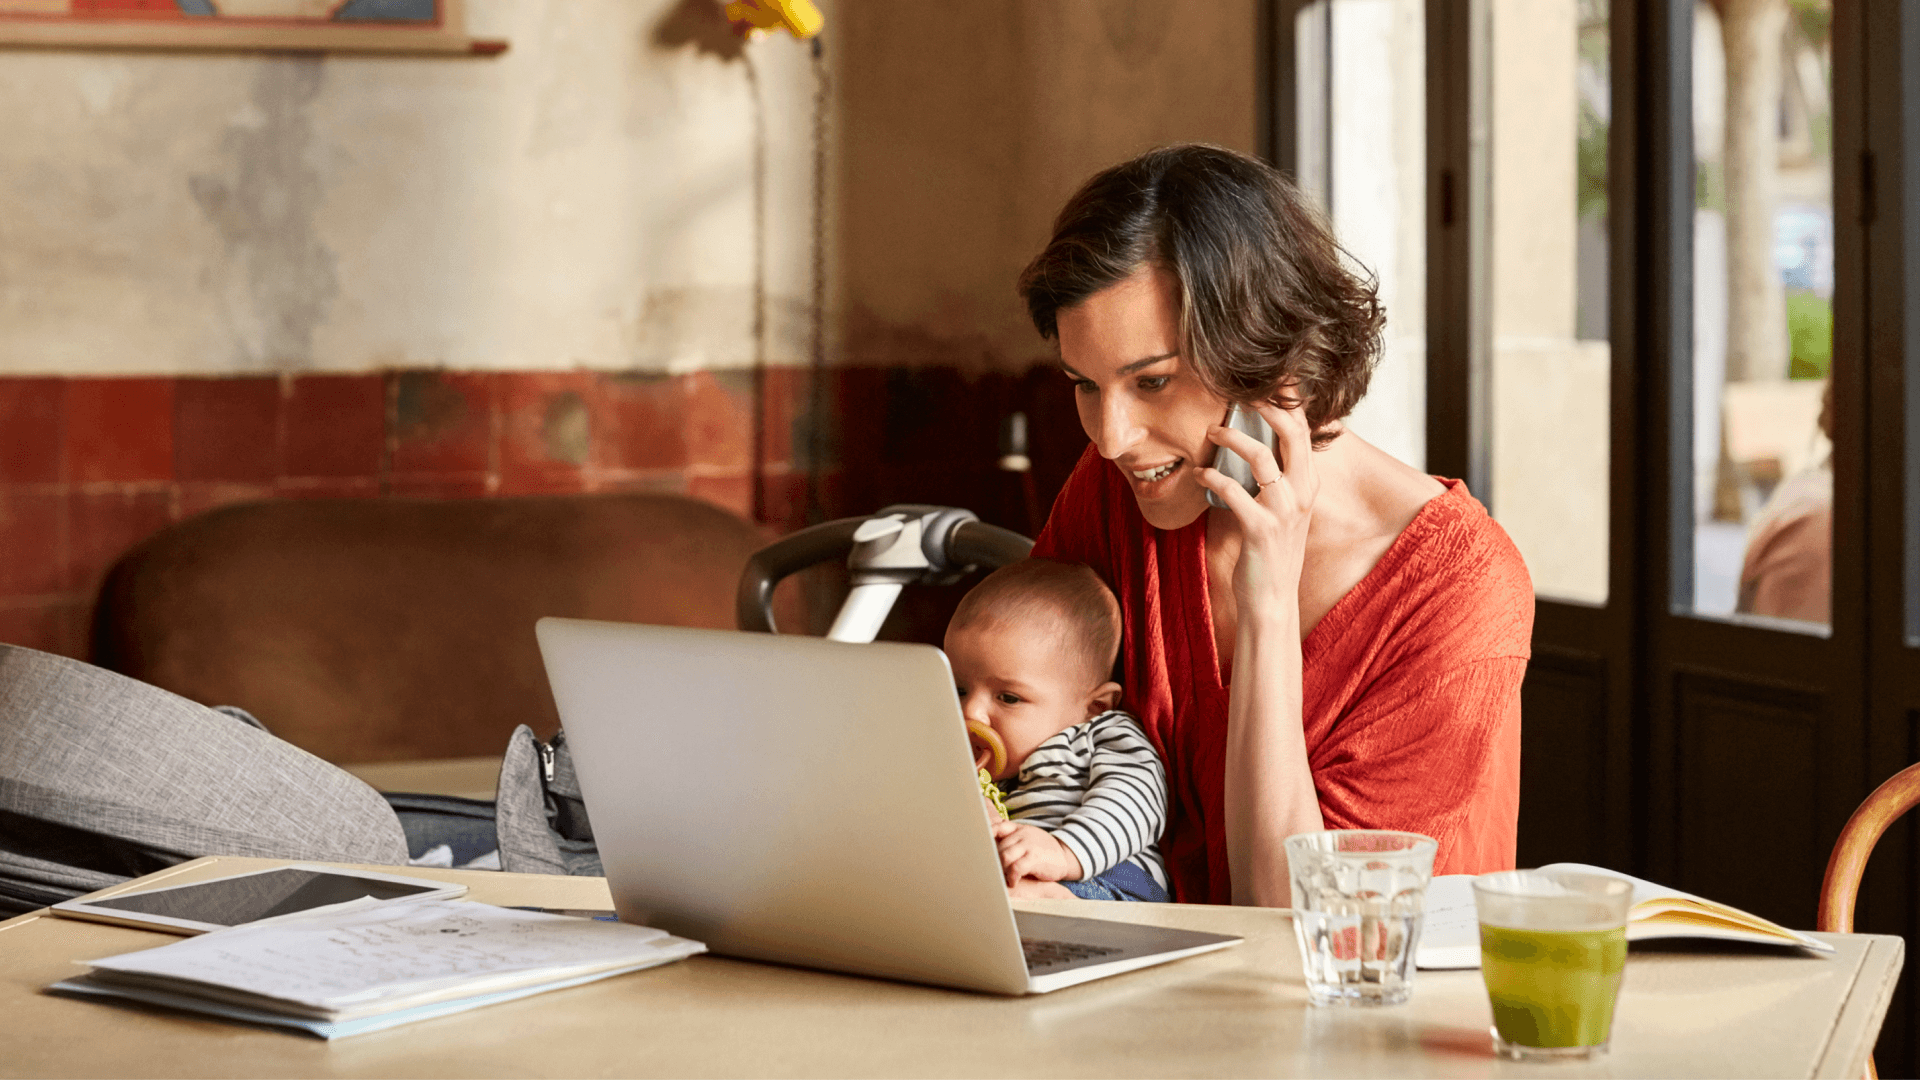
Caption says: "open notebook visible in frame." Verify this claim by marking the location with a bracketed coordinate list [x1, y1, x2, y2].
[1416, 862, 1835, 970]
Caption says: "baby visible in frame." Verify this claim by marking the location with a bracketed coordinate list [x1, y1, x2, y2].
[943, 558, 1169, 903]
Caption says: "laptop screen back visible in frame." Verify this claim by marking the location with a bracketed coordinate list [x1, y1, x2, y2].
[536, 618, 1031, 994]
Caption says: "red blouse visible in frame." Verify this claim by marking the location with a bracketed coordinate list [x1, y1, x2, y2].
[1032, 445, 1532, 904]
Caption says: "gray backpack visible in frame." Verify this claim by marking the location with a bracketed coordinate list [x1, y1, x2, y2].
[0, 645, 409, 913]
[493, 725, 600, 877]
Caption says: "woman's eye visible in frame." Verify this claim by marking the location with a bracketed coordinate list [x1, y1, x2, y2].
[996, 692, 1022, 705]
[1136, 375, 1170, 392]
[1070, 378, 1098, 395]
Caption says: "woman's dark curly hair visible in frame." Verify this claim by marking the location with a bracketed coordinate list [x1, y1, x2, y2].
[1016, 144, 1385, 448]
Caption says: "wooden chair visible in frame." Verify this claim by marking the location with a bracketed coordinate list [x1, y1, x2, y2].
[1817, 761, 1920, 1080]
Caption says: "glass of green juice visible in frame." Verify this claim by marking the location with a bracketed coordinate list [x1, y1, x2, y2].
[1472, 870, 1633, 1061]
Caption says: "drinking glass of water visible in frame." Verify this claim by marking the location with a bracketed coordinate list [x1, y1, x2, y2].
[1473, 869, 1633, 1060]
[1284, 830, 1438, 1006]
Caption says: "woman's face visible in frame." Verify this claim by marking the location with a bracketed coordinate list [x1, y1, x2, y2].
[1056, 266, 1230, 531]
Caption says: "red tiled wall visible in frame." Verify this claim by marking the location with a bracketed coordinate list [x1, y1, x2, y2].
[0, 365, 1084, 661]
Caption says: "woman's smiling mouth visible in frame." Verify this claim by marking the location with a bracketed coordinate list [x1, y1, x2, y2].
[1131, 459, 1182, 483]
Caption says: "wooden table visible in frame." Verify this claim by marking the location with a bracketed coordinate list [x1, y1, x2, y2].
[341, 755, 502, 801]
[0, 856, 1901, 1078]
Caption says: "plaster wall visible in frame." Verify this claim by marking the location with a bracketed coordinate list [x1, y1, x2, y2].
[0, 0, 818, 376]
[832, 0, 1259, 372]
[1490, 0, 1579, 341]
[1489, 0, 1609, 603]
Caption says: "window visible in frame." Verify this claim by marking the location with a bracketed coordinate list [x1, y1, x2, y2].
[1686, 0, 1832, 630]
[1294, 0, 1428, 472]
[1488, 0, 1612, 604]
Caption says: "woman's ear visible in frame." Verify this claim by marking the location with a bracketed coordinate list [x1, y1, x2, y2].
[1085, 681, 1123, 718]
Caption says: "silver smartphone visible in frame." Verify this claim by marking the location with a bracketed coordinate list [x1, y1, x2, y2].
[1205, 403, 1279, 509]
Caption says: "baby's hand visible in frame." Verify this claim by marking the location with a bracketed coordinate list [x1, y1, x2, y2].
[1007, 877, 1076, 900]
[992, 820, 1083, 884]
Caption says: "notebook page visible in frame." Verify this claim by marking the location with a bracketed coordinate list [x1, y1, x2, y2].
[1538, 862, 1687, 909]
[1539, 862, 1830, 950]
[1414, 875, 1481, 969]
[54, 957, 692, 1039]
[1417, 866, 1833, 969]
[86, 899, 698, 1012]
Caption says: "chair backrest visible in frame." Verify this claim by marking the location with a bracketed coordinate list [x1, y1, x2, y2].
[1818, 761, 1920, 933]
[90, 493, 769, 765]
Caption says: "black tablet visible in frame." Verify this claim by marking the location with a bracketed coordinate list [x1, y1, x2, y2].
[50, 864, 467, 935]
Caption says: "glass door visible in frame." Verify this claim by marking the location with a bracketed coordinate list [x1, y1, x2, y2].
[1269, 3, 1916, 1065]
[1489, 0, 1611, 608]
[1684, 0, 1833, 629]
[1286, 0, 1429, 471]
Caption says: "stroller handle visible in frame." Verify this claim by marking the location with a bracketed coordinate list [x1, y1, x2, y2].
[945, 518, 1035, 572]
[737, 511, 1034, 634]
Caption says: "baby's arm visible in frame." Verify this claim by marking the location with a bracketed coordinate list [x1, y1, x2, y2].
[1045, 713, 1169, 881]
[993, 818, 1083, 883]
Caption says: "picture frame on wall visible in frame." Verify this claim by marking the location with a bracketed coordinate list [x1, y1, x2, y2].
[0, 0, 506, 55]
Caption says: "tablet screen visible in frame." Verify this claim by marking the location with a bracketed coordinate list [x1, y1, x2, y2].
[85, 868, 441, 927]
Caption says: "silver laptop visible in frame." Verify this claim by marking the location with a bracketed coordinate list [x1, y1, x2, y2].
[536, 617, 1240, 994]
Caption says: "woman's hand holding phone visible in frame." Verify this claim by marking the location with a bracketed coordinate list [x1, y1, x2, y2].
[1197, 394, 1327, 907]
[1206, 404, 1279, 508]
[1196, 397, 1318, 616]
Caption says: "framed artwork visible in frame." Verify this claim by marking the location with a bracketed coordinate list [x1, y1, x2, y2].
[0, 0, 505, 55]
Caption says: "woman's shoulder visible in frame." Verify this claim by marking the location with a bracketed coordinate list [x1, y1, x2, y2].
[1398, 481, 1533, 650]
[1408, 481, 1531, 587]
[1326, 479, 1533, 663]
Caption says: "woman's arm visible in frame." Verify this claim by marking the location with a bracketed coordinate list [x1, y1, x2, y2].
[1197, 399, 1326, 907]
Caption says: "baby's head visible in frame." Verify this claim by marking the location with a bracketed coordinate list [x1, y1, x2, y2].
[943, 559, 1123, 780]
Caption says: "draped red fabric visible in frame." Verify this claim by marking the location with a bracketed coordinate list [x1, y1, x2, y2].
[1032, 445, 1532, 904]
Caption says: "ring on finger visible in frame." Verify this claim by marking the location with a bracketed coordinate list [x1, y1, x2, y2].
[1257, 477, 1282, 490]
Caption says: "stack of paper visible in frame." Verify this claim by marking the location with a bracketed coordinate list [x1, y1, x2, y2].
[52, 898, 705, 1038]
[1416, 862, 1835, 970]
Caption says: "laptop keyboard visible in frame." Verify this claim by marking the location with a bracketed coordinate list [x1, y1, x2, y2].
[1022, 937, 1125, 971]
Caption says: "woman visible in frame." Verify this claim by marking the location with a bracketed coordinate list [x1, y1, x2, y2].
[1016, 144, 1531, 906]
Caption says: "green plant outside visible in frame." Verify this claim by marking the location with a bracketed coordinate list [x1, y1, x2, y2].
[1786, 290, 1832, 380]
[1577, 107, 1608, 221]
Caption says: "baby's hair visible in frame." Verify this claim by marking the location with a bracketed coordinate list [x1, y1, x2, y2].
[949, 559, 1121, 687]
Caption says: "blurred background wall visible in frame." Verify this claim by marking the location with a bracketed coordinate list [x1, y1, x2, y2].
[0, 0, 1257, 659]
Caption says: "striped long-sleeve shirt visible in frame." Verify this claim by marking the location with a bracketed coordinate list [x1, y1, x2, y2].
[998, 709, 1168, 890]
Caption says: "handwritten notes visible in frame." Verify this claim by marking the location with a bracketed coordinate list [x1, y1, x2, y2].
[1415, 875, 1483, 969]
[54, 899, 705, 1037]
